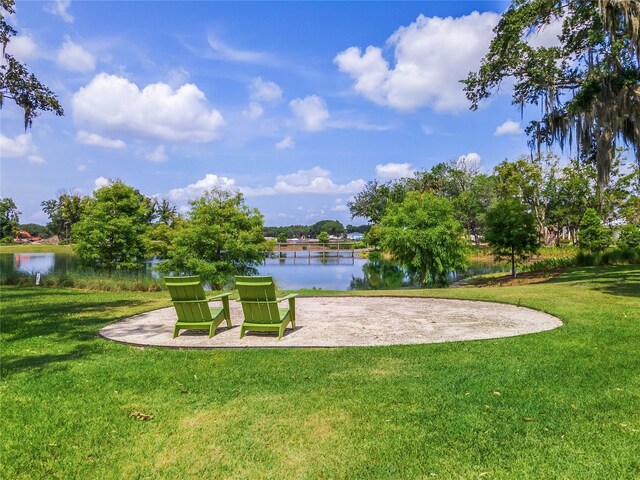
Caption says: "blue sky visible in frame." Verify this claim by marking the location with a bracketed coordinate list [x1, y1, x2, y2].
[2, 0, 557, 226]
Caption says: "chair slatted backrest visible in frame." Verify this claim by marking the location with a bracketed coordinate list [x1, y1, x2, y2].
[235, 276, 281, 324]
[164, 276, 213, 322]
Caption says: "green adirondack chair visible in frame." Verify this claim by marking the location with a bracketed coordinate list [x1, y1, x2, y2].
[235, 275, 297, 340]
[164, 276, 232, 338]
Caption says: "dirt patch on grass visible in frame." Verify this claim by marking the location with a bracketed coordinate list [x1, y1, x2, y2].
[469, 269, 565, 287]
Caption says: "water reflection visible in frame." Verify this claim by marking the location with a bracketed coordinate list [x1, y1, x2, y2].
[1, 252, 508, 290]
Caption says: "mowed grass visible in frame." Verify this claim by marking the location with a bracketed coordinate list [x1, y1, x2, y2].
[0, 244, 73, 253]
[1, 266, 639, 479]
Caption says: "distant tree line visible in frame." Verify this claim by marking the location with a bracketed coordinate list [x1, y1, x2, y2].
[263, 220, 368, 240]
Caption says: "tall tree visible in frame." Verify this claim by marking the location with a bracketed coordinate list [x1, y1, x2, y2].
[485, 199, 540, 278]
[158, 188, 271, 289]
[348, 179, 407, 225]
[1, 0, 63, 128]
[72, 180, 151, 271]
[465, 0, 639, 190]
[41, 190, 88, 242]
[578, 207, 612, 252]
[379, 192, 468, 287]
[0, 197, 19, 240]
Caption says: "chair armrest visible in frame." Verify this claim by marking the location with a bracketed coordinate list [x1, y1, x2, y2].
[277, 293, 298, 302]
[278, 293, 297, 324]
[208, 292, 231, 320]
[207, 292, 232, 301]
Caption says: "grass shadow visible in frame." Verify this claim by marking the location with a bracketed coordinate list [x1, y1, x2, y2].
[544, 266, 640, 298]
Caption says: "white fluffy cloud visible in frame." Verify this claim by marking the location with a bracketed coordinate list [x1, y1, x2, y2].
[0, 133, 45, 164]
[527, 18, 563, 48]
[250, 77, 282, 102]
[72, 73, 225, 143]
[375, 162, 413, 180]
[76, 130, 126, 149]
[94, 176, 111, 189]
[494, 119, 524, 136]
[168, 174, 236, 202]
[335, 12, 500, 113]
[7, 35, 38, 61]
[169, 167, 365, 202]
[45, 0, 74, 23]
[275, 136, 295, 150]
[243, 102, 264, 119]
[145, 145, 167, 162]
[457, 152, 481, 172]
[56, 37, 95, 73]
[243, 167, 365, 196]
[289, 95, 329, 131]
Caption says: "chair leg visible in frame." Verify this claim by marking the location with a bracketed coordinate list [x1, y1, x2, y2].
[173, 325, 180, 338]
[225, 316, 232, 328]
[240, 325, 246, 339]
[209, 324, 216, 338]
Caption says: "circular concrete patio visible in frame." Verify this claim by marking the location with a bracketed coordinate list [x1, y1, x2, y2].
[99, 297, 562, 348]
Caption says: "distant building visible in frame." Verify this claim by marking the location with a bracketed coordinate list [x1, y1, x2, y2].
[346, 232, 364, 241]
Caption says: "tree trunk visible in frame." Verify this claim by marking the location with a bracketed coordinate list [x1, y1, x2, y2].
[511, 246, 516, 278]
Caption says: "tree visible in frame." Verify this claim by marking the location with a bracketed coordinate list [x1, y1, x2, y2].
[578, 207, 612, 252]
[158, 188, 271, 289]
[1, 0, 64, 128]
[348, 179, 407, 224]
[465, 0, 639, 190]
[41, 190, 88, 242]
[485, 199, 540, 278]
[276, 232, 287, 243]
[317, 231, 329, 244]
[72, 180, 151, 270]
[309, 220, 345, 237]
[379, 192, 468, 287]
[0, 197, 19, 240]
[617, 223, 640, 249]
[150, 197, 178, 226]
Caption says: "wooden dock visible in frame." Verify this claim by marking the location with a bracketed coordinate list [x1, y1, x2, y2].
[264, 242, 368, 263]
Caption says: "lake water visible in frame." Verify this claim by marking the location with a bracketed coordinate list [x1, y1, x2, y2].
[1, 252, 509, 290]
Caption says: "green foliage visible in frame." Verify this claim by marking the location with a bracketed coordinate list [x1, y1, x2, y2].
[317, 231, 329, 244]
[146, 222, 178, 258]
[72, 180, 151, 271]
[150, 197, 178, 226]
[379, 192, 468, 287]
[348, 179, 407, 224]
[308, 220, 344, 237]
[158, 188, 270, 289]
[276, 232, 287, 243]
[41, 190, 89, 242]
[345, 224, 371, 234]
[617, 223, 640, 249]
[485, 199, 540, 278]
[0, 0, 64, 128]
[264, 220, 345, 239]
[0, 197, 19, 239]
[621, 195, 640, 225]
[578, 208, 612, 253]
[465, 0, 639, 189]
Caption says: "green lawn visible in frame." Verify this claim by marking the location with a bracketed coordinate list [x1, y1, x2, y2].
[2, 266, 639, 479]
[0, 244, 73, 253]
